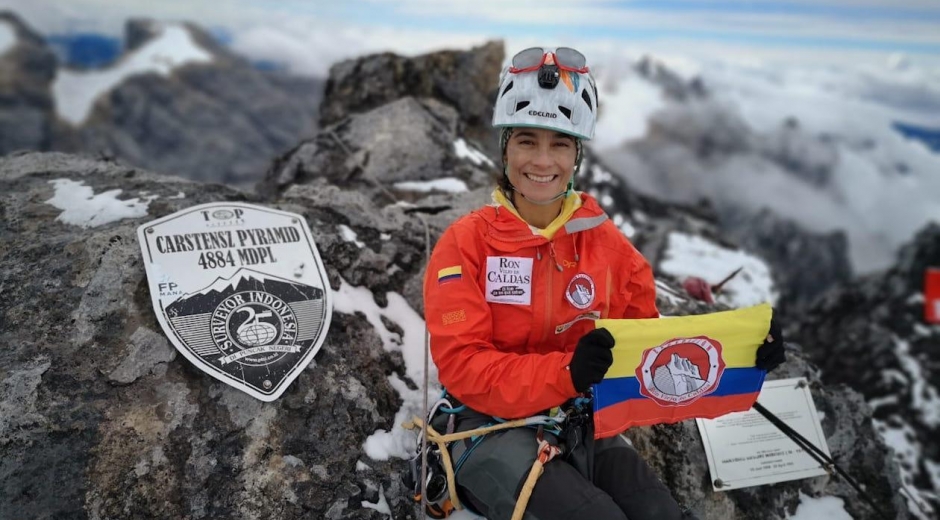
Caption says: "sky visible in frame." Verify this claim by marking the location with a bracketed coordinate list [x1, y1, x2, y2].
[3, 0, 940, 77]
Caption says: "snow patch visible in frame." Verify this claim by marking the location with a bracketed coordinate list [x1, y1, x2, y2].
[45, 179, 157, 228]
[893, 336, 940, 428]
[786, 492, 852, 520]
[659, 232, 777, 308]
[331, 278, 439, 461]
[394, 178, 468, 194]
[0, 20, 16, 57]
[873, 417, 936, 518]
[337, 224, 365, 248]
[361, 485, 391, 515]
[590, 165, 613, 184]
[454, 138, 494, 168]
[52, 24, 213, 125]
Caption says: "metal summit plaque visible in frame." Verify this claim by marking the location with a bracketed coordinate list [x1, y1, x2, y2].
[137, 203, 332, 401]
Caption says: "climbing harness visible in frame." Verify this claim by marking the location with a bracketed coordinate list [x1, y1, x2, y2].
[402, 394, 585, 519]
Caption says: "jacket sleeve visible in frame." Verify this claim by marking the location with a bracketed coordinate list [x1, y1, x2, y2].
[617, 240, 660, 320]
[424, 223, 578, 419]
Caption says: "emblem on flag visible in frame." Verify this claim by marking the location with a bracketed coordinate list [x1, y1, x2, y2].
[636, 336, 725, 407]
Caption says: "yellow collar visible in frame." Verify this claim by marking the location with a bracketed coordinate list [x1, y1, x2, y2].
[491, 189, 583, 240]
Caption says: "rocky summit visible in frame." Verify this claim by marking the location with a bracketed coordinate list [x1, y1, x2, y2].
[0, 29, 930, 520]
[793, 223, 940, 516]
[0, 12, 323, 186]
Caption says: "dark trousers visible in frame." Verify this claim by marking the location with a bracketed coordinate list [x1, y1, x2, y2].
[447, 410, 694, 520]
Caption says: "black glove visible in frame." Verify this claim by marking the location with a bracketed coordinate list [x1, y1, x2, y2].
[755, 315, 785, 372]
[569, 328, 616, 393]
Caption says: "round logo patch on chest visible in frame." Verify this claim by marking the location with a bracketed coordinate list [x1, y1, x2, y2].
[565, 273, 596, 310]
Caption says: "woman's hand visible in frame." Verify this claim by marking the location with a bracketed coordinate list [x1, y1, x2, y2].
[569, 328, 616, 392]
[755, 316, 786, 372]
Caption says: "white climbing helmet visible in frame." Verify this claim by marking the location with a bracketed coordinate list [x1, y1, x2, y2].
[493, 47, 598, 140]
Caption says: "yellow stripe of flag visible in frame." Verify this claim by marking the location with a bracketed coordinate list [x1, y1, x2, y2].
[597, 303, 772, 379]
[438, 265, 462, 279]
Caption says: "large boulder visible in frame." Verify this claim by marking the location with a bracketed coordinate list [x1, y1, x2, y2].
[319, 41, 504, 158]
[259, 96, 495, 204]
[0, 151, 423, 519]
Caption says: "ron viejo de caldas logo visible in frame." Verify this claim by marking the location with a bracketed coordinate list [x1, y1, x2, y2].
[137, 203, 333, 401]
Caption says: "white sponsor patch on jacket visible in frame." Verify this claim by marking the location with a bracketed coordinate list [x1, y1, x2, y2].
[485, 256, 533, 305]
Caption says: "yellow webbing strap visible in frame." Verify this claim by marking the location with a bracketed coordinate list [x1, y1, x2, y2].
[403, 416, 556, 519]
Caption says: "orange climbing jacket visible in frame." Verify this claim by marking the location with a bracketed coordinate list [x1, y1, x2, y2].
[424, 190, 658, 419]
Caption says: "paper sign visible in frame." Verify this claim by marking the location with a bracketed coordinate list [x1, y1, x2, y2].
[137, 203, 333, 401]
[695, 378, 830, 491]
[926, 268, 940, 324]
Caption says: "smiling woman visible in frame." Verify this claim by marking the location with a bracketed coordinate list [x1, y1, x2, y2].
[416, 46, 747, 520]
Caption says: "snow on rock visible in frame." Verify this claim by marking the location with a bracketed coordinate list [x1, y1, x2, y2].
[360, 485, 392, 516]
[873, 417, 936, 519]
[893, 336, 940, 428]
[0, 19, 15, 57]
[394, 178, 469, 193]
[45, 178, 157, 228]
[332, 277, 439, 461]
[787, 492, 853, 520]
[453, 138, 494, 168]
[337, 224, 364, 248]
[52, 24, 213, 126]
[659, 231, 777, 308]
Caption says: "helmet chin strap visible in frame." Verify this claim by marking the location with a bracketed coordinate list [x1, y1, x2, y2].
[509, 179, 571, 206]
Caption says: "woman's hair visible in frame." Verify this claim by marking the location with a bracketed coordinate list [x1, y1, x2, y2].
[496, 127, 515, 196]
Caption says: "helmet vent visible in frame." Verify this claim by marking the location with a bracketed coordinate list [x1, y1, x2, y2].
[515, 101, 530, 112]
[502, 81, 514, 96]
[581, 90, 593, 111]
[558, 106, 572, 120]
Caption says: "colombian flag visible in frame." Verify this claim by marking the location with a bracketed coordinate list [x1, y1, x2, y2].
[592, 304, 772, 439]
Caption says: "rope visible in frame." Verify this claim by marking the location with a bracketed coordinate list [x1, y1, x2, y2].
[511, 430, 561, 520]
[404, 417, 560, 519]
[418, 214, 432, 514]
[753, 402, 893, 520]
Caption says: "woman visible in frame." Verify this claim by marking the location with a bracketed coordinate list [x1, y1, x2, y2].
[423, 47, 782, 520]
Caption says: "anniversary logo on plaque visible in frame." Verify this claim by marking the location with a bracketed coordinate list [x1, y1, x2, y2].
[137, 203, 332, 401]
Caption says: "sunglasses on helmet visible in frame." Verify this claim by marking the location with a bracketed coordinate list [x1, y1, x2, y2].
[508, 47, 590, 74]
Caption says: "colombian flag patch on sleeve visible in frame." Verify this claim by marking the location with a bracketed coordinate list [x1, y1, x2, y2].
[438, 265, 462, 284]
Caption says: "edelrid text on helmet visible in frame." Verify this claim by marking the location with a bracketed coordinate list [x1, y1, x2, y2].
[493, 46, 598, 140]
[528, 110, 557, 119]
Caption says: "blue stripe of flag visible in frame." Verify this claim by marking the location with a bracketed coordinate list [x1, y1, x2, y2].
[594, 367, 766, 411]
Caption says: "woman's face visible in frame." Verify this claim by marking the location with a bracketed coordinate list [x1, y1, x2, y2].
[505, 127, 577, 204]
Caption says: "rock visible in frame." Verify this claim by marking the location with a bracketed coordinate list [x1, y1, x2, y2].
[259, 96, 494, 203]
[721, 207, 853, 314]
[108, 327, 177, 384]
[0, 151, 413, 519]
[793, 223, 940, 515]
[0, 15, 323, 187]
[319, 41, 504, 158]
[0, 11, 57, 154]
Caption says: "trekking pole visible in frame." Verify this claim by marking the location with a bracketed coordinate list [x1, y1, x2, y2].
[752, 402, 892, 520]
